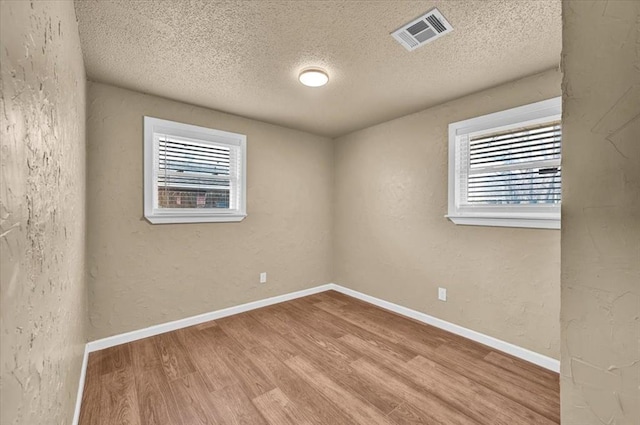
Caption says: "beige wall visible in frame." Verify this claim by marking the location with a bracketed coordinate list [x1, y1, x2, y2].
[561, 1, 639, 424]
[334, 69, 562, 359]
[86, 82, 333, 340]
[0, 1, 87, 425]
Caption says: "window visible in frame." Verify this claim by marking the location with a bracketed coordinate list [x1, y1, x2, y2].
[144, 117, 246, 224]
[447, 97, 561, 229]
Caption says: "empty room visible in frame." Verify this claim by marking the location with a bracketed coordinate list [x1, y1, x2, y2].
[1, 0, 638, 424]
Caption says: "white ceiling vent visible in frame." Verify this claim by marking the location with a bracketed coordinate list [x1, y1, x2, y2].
[391, 8, 453, 51]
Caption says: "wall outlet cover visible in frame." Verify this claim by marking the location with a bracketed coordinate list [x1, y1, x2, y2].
[438, 287, 447, 301]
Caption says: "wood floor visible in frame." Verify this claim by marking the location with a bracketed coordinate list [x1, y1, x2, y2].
[78, 290, 560, 425]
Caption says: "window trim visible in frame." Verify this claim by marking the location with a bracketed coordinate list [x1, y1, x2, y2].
[143, 116, 247, 224]
[446, 97, 562, 230]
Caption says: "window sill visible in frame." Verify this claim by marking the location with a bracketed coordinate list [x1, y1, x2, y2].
[445, 215, 560, 229]
[145, 213, 247, 224]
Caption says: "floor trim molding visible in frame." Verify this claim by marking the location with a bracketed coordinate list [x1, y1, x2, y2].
[85, 284, 334, 353]
[329, 283, 560, 373]
[72, 344, 89, 425]
[74, 281, 559, 423]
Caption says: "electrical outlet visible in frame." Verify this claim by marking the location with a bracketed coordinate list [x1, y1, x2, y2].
[260, 272, 267, 284]
[438, 287, 447, 301]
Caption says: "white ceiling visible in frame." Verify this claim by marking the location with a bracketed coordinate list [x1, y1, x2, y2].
[75, 0, 561, 138]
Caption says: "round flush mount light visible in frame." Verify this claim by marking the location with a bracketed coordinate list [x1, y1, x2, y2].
[298, 68, 329, 87]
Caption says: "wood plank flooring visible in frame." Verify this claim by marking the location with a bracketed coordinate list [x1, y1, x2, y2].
[79, 290, 560, 425]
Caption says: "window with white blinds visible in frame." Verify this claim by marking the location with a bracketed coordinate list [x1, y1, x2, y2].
[144, 117, 246, 224]
[448, 97, 562, 229]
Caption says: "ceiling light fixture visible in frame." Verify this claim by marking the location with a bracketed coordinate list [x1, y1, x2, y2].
[298, 69, 329, 87]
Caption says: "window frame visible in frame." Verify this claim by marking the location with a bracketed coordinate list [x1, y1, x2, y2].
[143, 116, 247, 224]
[447, 97, 562, 230]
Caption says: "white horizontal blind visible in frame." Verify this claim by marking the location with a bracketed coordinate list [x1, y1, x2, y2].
[463, 121, 561, 205]
[156, 136, 240, 210]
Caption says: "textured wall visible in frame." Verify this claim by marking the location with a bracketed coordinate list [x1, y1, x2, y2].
[0, 1, 87, 425]
[561, 1, 640, 424]
[334, 69, 562, 359]
[86, 82, 333, 340]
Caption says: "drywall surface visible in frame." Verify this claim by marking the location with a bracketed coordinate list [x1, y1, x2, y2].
[561, 1, 639, 424]
[0, 1, 87, 425]
[86, 82, 333, 340]
[333, 69, 561, 359]
[74, 0, 561, 137]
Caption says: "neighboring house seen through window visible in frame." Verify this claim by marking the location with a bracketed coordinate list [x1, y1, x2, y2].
[144, 116, 247, 224]
[447, 97, 562, 229]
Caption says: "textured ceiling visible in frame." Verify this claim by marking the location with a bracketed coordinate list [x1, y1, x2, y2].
[75, 0, 561, 137]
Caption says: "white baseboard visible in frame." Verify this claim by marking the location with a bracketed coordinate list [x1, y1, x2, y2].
[329, 283, 560, 373]
[71, 344, 89, 425]
[73, 281, 559, 421]
[86, 284, 334, 353]
[84, 282, 560, 371]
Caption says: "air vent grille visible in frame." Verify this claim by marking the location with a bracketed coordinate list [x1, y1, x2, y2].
[426, 15, 446, 33]
[391, 8, 453, 51]
[407, 20, 429, 36]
